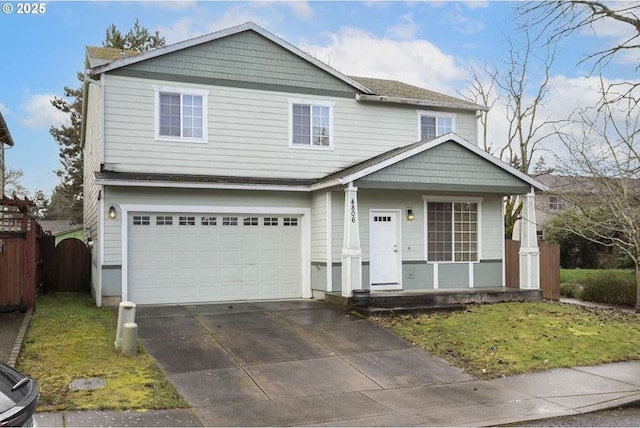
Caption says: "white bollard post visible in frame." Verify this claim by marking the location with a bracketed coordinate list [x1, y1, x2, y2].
[115, 301, 136, 351]
[122, 322, 138, 357]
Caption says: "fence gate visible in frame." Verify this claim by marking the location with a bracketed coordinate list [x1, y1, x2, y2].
[505, 239, 560, 300]
[48, 238, 90, 293]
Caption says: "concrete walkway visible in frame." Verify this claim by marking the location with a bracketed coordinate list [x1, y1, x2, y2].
[19, 300, 640, 426]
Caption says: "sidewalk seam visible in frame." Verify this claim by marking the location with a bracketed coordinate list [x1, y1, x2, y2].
[8, 307, 32, 368]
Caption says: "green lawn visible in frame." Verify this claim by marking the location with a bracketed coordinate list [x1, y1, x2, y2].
[16, 294, 187, 411]
[377, 301, 640, 379]
[561, 268, 635, 284]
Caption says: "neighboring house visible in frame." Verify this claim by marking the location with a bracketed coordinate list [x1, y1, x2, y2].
[38, 220, 83, 245]
[82, 22, 545, 307]
[532, 174, 570, 241]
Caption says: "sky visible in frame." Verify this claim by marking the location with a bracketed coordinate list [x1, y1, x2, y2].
[0, 0, 637, 196]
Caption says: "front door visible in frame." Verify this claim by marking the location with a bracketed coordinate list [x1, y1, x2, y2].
[370, 211, 401, 289]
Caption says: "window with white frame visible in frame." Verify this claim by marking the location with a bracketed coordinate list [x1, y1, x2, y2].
[426, 200, 479, 262]
[154, 85, 208, 142]
[548, 196, 566, 211]
[289, 99, 334, 148]
[418, 111, 455, 140]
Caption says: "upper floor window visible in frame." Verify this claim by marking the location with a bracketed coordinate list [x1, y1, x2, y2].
[549, 196, 566, 211]
[418, 111, 455, 140]
[153, 85, 209, 143]
[289, 98, 335, 149]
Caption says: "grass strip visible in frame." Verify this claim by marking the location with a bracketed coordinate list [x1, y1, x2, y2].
[16, 293, 187, 411]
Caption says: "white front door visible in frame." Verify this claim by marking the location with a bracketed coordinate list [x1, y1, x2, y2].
[370, 211, 401, 289]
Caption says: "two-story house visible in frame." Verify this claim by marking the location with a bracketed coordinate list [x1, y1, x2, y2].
[83, 22, 544, 307]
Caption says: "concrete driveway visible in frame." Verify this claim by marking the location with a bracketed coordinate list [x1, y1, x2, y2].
[136, 300, 475, 426]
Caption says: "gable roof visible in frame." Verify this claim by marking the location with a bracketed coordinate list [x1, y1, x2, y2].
[86, 22, 374, 95]
[85, 22, 485, 111]
[314, 133, 546, 191]
[0, 111, 14, 147]
[350, 76, 485, 112]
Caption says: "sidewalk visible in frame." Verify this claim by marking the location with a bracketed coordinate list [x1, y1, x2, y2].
[5, 300, 640, 427]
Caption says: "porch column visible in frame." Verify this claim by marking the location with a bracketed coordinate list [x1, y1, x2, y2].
[519, 187, 540, 289]
[341, 184, 362, 297]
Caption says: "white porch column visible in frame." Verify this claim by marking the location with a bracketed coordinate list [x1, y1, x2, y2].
[341, 184, 362, 297]
[519, 187, 540, 289]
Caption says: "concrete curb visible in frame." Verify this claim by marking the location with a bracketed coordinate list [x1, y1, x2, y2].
[8, 307, 32, 368]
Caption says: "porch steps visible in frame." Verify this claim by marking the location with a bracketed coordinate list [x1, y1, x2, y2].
[351, 303, 465, 317]
[324, 287, 543, 316]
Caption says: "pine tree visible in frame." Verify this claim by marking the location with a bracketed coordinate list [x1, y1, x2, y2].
[50, 21, 165, 223]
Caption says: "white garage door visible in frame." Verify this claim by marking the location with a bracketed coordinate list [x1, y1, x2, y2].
[127, 213, 302, 304]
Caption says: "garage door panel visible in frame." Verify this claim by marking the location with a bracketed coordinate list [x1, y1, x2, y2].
[128, 212, 302, 304]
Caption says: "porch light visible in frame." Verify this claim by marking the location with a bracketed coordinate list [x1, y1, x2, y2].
[407, 209, 415, 221]
[109, 205, 117, 219]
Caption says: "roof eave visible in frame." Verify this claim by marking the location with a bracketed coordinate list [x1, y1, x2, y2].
[0, 111, 15, 147]
[355, 93, 488, 112]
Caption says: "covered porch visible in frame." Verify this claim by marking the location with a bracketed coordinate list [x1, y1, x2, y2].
[310, 134, 547, 306]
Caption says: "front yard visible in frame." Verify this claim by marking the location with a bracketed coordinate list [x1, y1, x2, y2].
[16, 294, 187, 411]
[378, 301, 640, 379]
[15, 294, 640, 411]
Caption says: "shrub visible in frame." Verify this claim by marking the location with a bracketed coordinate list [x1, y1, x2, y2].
[560, 283, 583, 299]
[580, 272, 637, 307]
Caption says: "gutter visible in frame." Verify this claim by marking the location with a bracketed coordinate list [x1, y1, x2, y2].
[355, 93, 489, 112]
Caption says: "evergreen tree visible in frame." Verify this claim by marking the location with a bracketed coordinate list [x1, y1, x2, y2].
[50, 21, 165, 223]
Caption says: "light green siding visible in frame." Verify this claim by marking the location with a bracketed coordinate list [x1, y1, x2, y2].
[102, 187, 311, 265]
[102, 74, 479, 180]
[331, 189, 503, 263]
[121, 30, 356, 95]
[474, 260, 503, 287]
[311, 191, 327, 262]
[358, 141, 531, 194]
[83, 81, 103, 297]
[438, 264, 469, 289]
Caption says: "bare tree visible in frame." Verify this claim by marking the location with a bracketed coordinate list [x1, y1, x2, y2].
[461, 32, 560, 238]
[552, 87, 640, 311]
[2, 168, 28, 198]
[522, 1, 640, 106]
[458, 64, 498, 154]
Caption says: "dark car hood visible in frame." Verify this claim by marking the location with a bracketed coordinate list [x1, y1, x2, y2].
[0, 362, 38, 416]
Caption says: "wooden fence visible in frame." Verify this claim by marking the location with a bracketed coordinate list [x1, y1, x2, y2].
[48, 238, 91, 293]
[505, 239, 560, 300]
[1, 196, 90, 309]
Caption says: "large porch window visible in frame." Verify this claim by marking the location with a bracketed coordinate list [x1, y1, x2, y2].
[426, 200, 479, 262]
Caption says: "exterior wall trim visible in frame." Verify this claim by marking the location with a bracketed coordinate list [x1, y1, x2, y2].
[118, 203, 311, 302]
[95, 178, 309, 192]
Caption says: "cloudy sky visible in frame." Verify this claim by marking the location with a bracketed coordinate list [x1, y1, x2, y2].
[0, 0, 637, 195]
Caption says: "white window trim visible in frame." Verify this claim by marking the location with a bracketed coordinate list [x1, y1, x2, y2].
[416, 110, 457, 141]
[288, 97, 335, 150]
[422, 195, 483, 264]
[153, 84, 209, 144]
